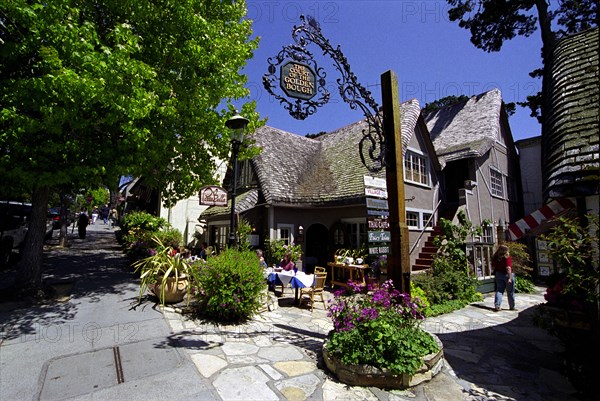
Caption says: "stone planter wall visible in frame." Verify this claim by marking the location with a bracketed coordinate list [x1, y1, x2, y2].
[322, 332, 444, 389]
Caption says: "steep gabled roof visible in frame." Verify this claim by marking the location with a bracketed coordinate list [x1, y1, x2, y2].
[423, 89, 503, 167]
[250, 99, 424, 206]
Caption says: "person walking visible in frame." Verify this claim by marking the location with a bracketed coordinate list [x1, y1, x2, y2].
[492, 244, 516, 311]
[77, 208, 89, 239]
[101, 204, 110, 225]
[109, 207, 118, 229]
[91, 207, 99, 224]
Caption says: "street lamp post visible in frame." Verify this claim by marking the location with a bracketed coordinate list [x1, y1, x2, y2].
[226, 111, 249, 248]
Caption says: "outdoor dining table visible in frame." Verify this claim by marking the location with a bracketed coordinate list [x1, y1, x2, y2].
[266, 269, 315, 304]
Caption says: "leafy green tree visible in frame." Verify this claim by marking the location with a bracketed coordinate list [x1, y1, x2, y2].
[0, 1, 261, 291]
[446, 1, 597, 120]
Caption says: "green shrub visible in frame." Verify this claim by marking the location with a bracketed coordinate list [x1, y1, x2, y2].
[515, 276, 535, 294]
[153, 227, 183, 250]
[120, 211, 169, 247]
[410, 282, 432, 317]
[505, 241, 534, 279]
[191, 249, 265, 322]
[412, 267, 479, 306]
[264, 239, 302, 265]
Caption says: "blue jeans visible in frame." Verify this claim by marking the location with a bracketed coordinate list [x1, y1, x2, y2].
[495, 272, 515, 309]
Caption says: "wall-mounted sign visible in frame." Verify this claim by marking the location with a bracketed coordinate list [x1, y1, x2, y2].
[199, 186, 228, 206]
[368, 217, 389, 229]
[366, 198, 389, 210]
[280, 61, 317, 101]
[368, 231, 391, 243]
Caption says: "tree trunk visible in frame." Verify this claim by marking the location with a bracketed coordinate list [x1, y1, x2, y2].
[15, 186, 50, 291]
[535, 0, 557, 196]
[58, 192, 70, 247]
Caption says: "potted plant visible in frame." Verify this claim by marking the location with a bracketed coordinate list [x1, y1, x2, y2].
[132, 236, 193, 305]
[323, 280, 442, 388]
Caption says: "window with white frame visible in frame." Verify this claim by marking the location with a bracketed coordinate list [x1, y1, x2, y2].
[404, 150, 430, 186]
[341, 219, 367, 249]
[481, 226, 494, 243]
[349, 222, 367, 249]
[277, 224, 294, 245]
[406, 211, 419, 228]
[405, 209, 434, 230]
[490, 168, 504, 198]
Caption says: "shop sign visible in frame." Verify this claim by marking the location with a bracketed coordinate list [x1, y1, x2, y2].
[199, 186, 228, 206]
[280, 61, 317, 100]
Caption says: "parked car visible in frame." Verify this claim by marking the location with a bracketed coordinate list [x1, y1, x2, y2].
[48, 207, 72, 229]
[1, 200, 53, 268]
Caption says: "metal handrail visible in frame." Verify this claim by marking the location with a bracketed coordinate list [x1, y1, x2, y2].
[409, 200, 442, 255]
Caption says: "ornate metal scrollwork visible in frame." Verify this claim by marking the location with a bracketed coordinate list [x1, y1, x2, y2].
[263, 15, 386, 172]
[263, 37, 330, 120]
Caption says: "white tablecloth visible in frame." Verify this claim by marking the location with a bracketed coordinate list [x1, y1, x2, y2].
[266, 270, 315, 288]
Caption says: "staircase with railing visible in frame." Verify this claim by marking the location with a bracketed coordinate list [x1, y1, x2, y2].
[411, 206, 457, 272]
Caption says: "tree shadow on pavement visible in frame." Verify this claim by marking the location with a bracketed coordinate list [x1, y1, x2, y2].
[0, 229, 140, 342]
[433, 306, 580, 401]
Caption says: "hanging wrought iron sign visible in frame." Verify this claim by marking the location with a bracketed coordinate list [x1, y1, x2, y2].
[263, 28, 329, 120]
[280, 61, 317, 100]
[263, 15, 386, 172]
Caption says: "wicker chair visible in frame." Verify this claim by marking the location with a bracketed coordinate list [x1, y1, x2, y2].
[299, 272, 328, 311]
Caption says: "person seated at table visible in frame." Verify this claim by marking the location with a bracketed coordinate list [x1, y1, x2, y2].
[256, 249, 268, 269]
[279, 251, 295, 272]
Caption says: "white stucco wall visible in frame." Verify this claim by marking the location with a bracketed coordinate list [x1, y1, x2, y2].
[515, 136, 543, 216]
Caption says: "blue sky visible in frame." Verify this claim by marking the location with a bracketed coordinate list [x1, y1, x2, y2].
[240, 1, 544, 141]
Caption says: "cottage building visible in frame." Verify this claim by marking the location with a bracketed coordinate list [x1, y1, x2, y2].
[202, 90, 523, 276]
[202, 100, 441, 270]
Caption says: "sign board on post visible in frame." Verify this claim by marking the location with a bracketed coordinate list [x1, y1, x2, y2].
[368, 217, 389, 229]
[369, 245, 390, 255]
[199, 186, 228, 206]
[368, 231, 391, 243]
[363, 176, 387, 189]
[366, 198, 389, 210]
[364, 175, 391, 257]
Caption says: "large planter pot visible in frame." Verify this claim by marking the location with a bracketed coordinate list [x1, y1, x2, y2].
[322, 332, 444, 389]
[151, 275, 189, 304]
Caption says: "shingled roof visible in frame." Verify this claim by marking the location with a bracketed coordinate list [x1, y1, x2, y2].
[249, 99, 423, 207]
[423, 89, 503, 168]
[544, 27, 599, 198]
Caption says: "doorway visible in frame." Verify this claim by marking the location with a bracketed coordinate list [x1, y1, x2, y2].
[304, 224, 329, 274]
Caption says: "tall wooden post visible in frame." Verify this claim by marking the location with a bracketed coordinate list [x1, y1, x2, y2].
[381, 70, 411, 294]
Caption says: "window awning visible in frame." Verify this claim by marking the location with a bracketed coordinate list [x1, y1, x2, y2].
[507, 198, 576, 241]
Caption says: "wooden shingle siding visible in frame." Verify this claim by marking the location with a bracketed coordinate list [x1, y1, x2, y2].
[544, 28, 600, 198]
